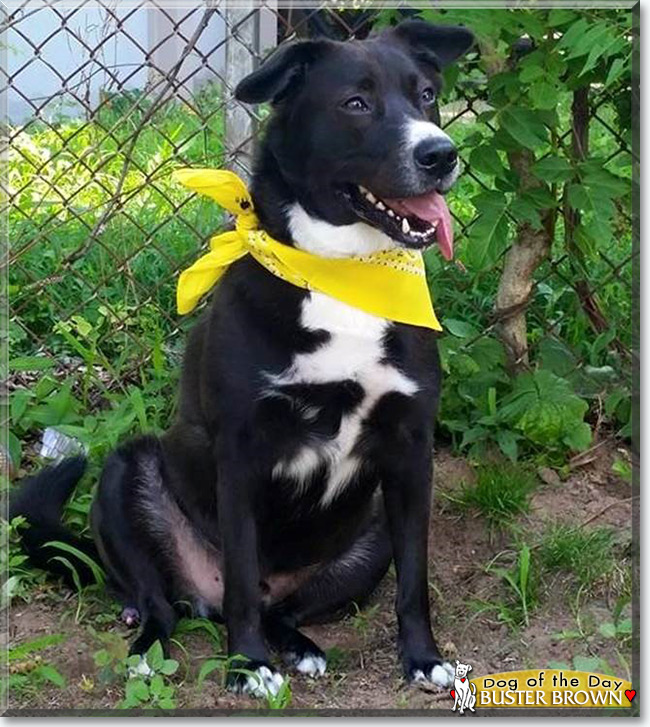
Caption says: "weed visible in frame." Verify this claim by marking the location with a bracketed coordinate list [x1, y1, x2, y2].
[325, 646, 348, 672]
[1, 516, 47, 604]
[599, 616, 632, 647]
[173, 617, 224, 651]
[538, 525, 616, 589]
[457, 461, 537, 528]
[348, 602, 380, 641]
[93, 639, 179, 709]
[487, 545, 538, 627]
[5, 635, 68, 700]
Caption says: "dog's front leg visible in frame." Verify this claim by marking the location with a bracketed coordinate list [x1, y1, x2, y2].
[381, 449, 453, 688]
[217, 454, 284, 698]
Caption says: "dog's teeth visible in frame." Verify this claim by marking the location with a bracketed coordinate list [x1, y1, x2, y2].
[376, 201, 386, 211]
[402, 218, 410, 234]
[387, 209, 395, 217]
[358, 185, 368, 194]
[366, 191, 377, 204]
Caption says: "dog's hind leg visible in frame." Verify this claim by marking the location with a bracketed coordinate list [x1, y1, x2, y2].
[265, 511, 392, 677]
[275, 510, 392, 626]
[92, 438, 179, 659]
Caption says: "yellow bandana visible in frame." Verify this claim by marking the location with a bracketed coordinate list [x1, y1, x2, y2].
[174, 168, 442, 331]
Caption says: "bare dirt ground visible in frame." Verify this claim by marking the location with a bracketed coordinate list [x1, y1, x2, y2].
[6, 443, 634, 714]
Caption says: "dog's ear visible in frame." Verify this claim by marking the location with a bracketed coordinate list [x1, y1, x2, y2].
[456, 660, 460, 665]
[235, 41, 331, 104]
[390, 20, 475, 68]
[468, 665, 473, 671]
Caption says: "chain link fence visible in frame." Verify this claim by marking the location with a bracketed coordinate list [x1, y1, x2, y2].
[4, 2, 636, 471]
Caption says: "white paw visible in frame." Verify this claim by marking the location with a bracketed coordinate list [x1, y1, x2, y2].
[237, 666, 285, 698]
[128, 656, 154, 679]
[295, 654, 327, 677]
[412, 662, 455, 688]
[431, 663, 454, 687]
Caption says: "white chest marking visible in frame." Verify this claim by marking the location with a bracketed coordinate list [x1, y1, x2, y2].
[268, 293, 418, 506]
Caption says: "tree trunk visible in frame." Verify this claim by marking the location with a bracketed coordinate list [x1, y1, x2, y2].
[495, 149, 554, 372]
[563, 87, 610, 334]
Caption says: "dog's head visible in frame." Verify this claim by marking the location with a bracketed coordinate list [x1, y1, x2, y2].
[455, 660, 473, 678]
[236, 20, 474, 258]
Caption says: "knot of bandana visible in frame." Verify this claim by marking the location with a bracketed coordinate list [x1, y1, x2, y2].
[174, 168, 441, 331]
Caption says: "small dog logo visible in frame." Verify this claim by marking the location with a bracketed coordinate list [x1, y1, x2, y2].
[450, 660, 477, 714]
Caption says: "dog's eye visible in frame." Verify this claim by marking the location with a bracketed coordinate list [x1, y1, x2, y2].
[421, 88, 436, 105]
[342, 96, 370, 113]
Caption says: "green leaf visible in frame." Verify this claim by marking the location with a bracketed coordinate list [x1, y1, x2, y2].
[8, 634, 66, 661]
[510, 197, 542, 230]
[159, 659, 179, 676]
[565, 22, 611, 60]
[532, 157, 573, 183]
[529, 81, 559, 111]
[197, 657, 226, 687]
[598, 622, 617, 639]
[548, 9, 578, 27]
[149, 674, 165, 696]
[617, 618, 632, 634]
[443, 319, 479, 339]
[469, 145, 505, 177]
[605, 57, 628, 88]
[567, 184, 614, 218]
[465, 192, 511, 270]
[36, 664, 66, 688]
[8, 356, 55, 372]
[7, 432, 21, 472]
[499, 107, 549, 150]
[125, 678, 149, 703]
[43, 540, 105, 586]
[519, 65, 545, 84]
[573, 655, 602, 673]
[556, 19, 591, 53]
[174, 617, 223, 650]
[145, 641, 164, 671]
[562, 422, 592, 452]
[496, 429, 519, 462]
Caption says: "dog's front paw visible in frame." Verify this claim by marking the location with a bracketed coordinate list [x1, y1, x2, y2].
[227, 660, 286, 699]
[406, 658, 455, 688]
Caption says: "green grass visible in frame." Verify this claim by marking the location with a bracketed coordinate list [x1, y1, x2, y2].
[538, 524, 617, 589]
[456, 461, 537, 528]
[486, 544, 539, 628]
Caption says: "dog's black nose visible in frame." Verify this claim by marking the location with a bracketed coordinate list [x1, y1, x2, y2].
[414, 138, 458, 177]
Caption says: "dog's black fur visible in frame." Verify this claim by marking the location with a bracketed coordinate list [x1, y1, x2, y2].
[11, 21, 474, 694]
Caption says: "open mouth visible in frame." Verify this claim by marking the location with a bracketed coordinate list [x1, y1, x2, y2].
[343, 185, 454, 259]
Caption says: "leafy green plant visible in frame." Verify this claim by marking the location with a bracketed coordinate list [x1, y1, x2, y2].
[93, 640, 179, 709]
[5, 635, 68, 699]
[488, 545, 538, 627]
[173, 617, 223, 651]
[599, 616, 632, 646]
[348, 602, 381, 642]
[1, 517, 49, 605]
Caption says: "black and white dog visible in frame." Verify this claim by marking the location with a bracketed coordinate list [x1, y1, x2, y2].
[12, 21, 474, 697]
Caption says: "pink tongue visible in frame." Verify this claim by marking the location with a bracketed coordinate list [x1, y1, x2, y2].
[384, 191, 454, 260]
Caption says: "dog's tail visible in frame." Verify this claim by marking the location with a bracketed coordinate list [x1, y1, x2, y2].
[9, 457, 102, 589]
